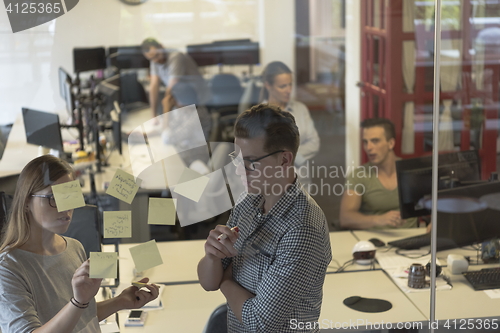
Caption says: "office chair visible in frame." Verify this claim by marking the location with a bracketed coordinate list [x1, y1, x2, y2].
[208, 107, 240, 143]
[62, 204, 101, 258]
[120, 72, 149, 112]
[202, 303, 227, 333]
[208, 74, 243, 109]
[238, 76, 261, 114]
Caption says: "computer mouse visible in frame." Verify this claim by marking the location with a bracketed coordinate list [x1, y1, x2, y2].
[368, 238, 385, 247]
[343, 296, 362, 306]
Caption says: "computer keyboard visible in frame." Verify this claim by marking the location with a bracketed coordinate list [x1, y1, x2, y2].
[463, 268, 500, 290]
[387, 234, 457, 251]
[388, 234, 432, 250]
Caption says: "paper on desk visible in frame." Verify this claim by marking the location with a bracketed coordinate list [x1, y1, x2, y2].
[90, 252, 118, 279]
[148, 198, 177, 225]
[52, 180, 86, 212]
[386, 267, 452, 293]
[104, 211, 132, 238]
[129, 240, 163, 273]
[106, 169, 140, 204]
[376, 250, 441, 270]
[100, 321, 120, 333]
[484, 289, 500, 299]
[173, 168, 209, 202]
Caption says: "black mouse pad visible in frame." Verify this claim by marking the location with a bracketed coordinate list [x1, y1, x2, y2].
[343, 296, 392, 313]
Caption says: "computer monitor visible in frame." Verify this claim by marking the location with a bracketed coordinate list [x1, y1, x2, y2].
[108, 46, 150, 69]
[215, 40, 259, 65]
[22, 108, 63, 153]
[58, 67, 70, 99]
[58, 67, 75, 115]
[73, 47, 106, 73]
[433, 181, 500, 249]
[187, 43, 222, 67]
[187, 39, 260, 66]
[396, 150, 482, 219]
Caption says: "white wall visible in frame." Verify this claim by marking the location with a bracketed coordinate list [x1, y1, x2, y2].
[258, 0, 295, 73]
[345, 0, 361, 168]
[0, 0, 261, 125]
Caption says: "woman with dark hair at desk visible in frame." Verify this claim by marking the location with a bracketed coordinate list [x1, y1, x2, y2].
[0, 155, 159, 333]
[261, 61, 320, 186]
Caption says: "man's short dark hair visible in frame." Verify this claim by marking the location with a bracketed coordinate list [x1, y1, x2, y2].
[361, 118, 395, 141]
[141, 38, 162, 53]
[234, 104, 299, 160]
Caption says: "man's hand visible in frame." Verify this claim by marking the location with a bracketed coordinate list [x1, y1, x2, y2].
[204, 225, 239, 259]
[162, 93, 175, 114]
[375, 210, 403, 228]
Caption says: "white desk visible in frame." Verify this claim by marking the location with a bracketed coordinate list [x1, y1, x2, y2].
[352, 228, 500, 324]
[119, 232, 358, 284]
[116, 283, 225, 332]
[320, 270, 428, 328]
[353, 227, 426, 244]
[117, 240, 206, 285]
[406, 266, 500, 322]
[328, 231, 379, 272]
[116, 232, 369, 286]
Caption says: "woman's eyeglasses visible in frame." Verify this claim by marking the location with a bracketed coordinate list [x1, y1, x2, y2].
[31, 194, 57, 208]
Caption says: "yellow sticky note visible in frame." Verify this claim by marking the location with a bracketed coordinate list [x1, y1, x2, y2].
[89, 252, 118, 279]
[103, 211, 132, 238]
[129, 240, 163, 273]
[148, 198, 177, 225]
[106, 169, 140, 204]
[51, 180, 85, 212]
[173, 168, 209, 202]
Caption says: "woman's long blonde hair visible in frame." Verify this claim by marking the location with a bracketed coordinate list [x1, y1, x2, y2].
[0, 155, 73, 253]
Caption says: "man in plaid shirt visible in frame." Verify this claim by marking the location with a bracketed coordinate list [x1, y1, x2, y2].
[198, 104, 332, 332]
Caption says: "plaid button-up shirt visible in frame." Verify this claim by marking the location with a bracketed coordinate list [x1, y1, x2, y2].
[222, 180, 332, 332]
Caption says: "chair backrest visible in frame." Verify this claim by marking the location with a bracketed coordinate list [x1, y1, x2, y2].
[209, 74, 243, 108]
[62, 204, 101, 258]
[238, 77, 261, 114]
[120, 72, 149, 109]
[202, 303, 227, 333]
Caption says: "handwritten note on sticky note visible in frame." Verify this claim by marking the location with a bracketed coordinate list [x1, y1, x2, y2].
[106, 169, 140, 204]
[103, 211, 132, 238]
[148, 198, 176, 225]
[51, 180, 86, 212]
[89, 252, 118, 279]
[129, 240, 163, 273]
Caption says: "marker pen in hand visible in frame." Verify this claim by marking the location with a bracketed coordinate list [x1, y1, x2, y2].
[217, 226, 239, 241]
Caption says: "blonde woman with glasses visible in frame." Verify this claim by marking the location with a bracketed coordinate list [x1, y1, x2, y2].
[0, 155, 159, 333]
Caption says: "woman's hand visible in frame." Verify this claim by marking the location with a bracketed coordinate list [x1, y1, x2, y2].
[116, 278, 160, 310]
[71, 259, 102, 305]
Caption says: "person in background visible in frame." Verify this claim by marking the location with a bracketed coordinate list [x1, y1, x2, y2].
[260, 61, 320, 187]
[339, 118, 418, 229]
[0, 155, 159, 333]
[161, 80, 212, 167]
[141, 37, 210, 119]
[197, 104, 331, 332]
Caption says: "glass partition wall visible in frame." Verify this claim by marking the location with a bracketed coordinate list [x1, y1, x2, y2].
[0, 0, 499, 331]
